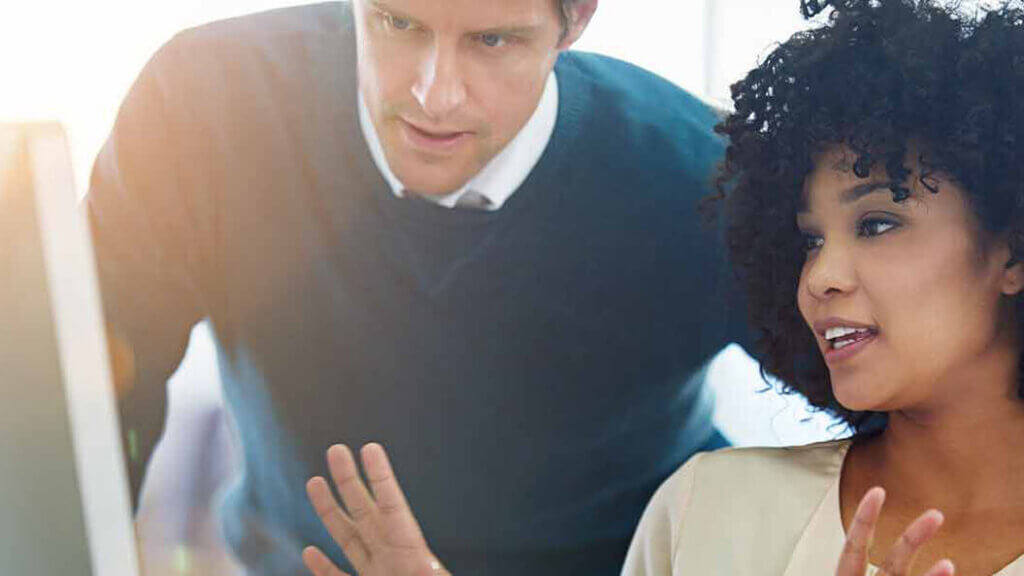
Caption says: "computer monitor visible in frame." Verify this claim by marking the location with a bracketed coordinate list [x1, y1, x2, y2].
[0, 123, 139, 576]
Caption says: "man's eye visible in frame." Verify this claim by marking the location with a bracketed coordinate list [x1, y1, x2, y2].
[478, 33, 507, 48]
[802, 233, 824, 252]
[384, 13, 412, 31]
[858, 217, 899, 238]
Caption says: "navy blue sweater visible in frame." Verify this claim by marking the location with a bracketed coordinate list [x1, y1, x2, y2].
[87, 3, 749, 574]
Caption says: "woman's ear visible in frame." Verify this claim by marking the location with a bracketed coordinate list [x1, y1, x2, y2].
[1001, 253, 1024, 296]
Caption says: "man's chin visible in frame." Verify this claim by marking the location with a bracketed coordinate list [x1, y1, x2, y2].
[406, 186, 467, 198]
[390, 166, 477, 197]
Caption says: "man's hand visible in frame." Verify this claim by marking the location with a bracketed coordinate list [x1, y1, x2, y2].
[304, 443, 450, 576]
[836, 487, 955, 576]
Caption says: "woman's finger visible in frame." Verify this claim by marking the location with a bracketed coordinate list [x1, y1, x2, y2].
[836, 487, 886, 575]
[302, 545, 351, 576]
[876, 509, 945, 576]
[306, 476, 370, 569]
[327, 444, 381, 541]
[361, 443, 427, 548]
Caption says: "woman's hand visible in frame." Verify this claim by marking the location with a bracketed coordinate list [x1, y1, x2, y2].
[303, 443, 449, 576]
[836, 487, 954, 576]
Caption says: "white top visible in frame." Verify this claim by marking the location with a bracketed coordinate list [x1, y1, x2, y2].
[623, 440, 1024, 576]
[357, 71, 559, 211]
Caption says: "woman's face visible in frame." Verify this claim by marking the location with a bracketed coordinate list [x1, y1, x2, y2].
[795, 148, 1021, 413]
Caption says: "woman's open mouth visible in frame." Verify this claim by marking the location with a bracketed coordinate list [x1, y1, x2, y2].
[823, 326, 878, 363]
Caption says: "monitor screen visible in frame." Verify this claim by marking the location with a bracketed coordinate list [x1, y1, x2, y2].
[0, 124, 138, 576]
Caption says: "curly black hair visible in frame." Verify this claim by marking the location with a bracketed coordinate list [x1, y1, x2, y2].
[716, 0, 1024, 430]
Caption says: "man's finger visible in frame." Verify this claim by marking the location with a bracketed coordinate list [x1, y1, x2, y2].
[836, 487, 886, 576]
[327, 445, 381, 540]
[361, 443, 428, 547]
[876, 509, 945, 576]
[306, 477, 370, 569]
[302, 545, 351, 576]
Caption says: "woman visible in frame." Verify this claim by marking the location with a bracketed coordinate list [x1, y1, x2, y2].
[301, 1, 1024, 574]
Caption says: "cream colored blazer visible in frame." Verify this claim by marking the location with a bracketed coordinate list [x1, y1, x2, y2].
[622, 440, 1024, 576]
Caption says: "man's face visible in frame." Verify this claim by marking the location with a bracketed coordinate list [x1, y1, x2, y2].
[353, 0, 571, 195]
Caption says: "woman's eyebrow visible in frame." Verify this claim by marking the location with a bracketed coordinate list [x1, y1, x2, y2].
[840, 181, 899, 205]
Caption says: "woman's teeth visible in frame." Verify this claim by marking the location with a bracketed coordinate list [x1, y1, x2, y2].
[825, 327, 874, 350]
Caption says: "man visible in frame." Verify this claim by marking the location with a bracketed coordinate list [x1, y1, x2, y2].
[88, 0, 748, 574]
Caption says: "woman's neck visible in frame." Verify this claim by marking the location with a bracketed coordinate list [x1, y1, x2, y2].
[861, 351, 1024, 513]
[844, 399, 1024, 576]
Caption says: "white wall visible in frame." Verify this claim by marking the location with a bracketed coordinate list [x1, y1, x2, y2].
[576, 0, 813, 105]
[574, 1, 712, 97]
[0, 1, 311, 195]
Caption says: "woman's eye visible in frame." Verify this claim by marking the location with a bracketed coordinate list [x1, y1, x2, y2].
[478, 33, 507, 48]
[858, 217, 899, 238]
[802, 233, 824, 252]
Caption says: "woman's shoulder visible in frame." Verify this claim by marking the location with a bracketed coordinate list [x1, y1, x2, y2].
[679, 439, 850, 516]
[691, 438, 852, 487]
[651, 438, 849, 496]
[623, 439, 851, 576]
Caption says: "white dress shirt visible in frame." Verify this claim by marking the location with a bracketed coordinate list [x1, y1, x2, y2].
[357, 71, 559, 211]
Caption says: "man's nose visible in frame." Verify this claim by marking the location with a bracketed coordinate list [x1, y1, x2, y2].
[412, 43, 467, 121]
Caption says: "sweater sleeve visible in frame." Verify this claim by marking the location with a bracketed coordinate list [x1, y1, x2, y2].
[86, 36, 212, 510]
[620, 453, 704, 576]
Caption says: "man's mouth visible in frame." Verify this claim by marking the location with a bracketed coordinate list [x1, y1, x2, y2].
[400, 119, 472, 149]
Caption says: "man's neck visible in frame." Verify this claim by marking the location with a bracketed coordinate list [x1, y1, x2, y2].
[356, 71, 559, 210]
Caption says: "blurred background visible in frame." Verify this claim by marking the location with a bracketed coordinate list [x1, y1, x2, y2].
[0, 1, 842, 574]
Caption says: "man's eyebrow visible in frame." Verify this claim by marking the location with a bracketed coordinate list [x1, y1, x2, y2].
[367, 0, 413, 19]
[840, 181, 900, 204]
[473, 23, 545, 37]
[365, 1, 541, 37]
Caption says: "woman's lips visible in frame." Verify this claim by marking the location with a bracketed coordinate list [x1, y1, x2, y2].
[400, 119, 471, 153]
[823, 330, 877, 364]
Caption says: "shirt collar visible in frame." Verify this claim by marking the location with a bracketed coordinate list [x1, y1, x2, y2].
[357, 71, 559, 211]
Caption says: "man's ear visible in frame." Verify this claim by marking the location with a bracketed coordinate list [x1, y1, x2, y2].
[557, 0, 599, 50]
